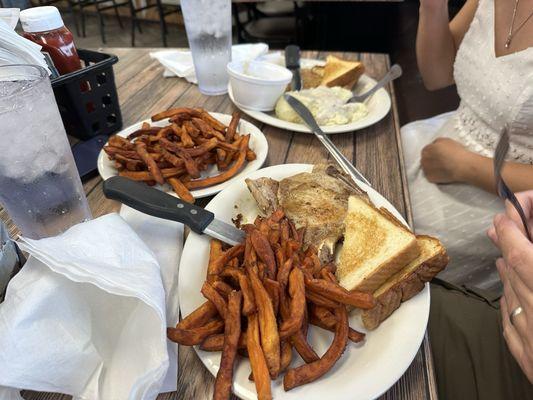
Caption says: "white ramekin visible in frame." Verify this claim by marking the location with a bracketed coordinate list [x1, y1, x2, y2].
[227, 60, 292, 112]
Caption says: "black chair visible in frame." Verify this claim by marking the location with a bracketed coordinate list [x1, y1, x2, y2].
[129, 0, 181, 47]
[233, 2, 304, 48]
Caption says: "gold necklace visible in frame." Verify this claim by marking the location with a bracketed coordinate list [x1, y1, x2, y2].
[505, 0, 533, 48]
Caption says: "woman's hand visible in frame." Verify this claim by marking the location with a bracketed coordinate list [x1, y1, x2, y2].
[420, 137, 475, 183]
[488, 192, 533, 383]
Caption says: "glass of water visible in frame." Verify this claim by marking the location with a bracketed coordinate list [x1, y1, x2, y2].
[0, 65, 92, 239]
[181, 0, 232, 96]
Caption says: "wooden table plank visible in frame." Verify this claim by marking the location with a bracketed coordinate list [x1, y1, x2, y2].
[10, 48, 435, 400]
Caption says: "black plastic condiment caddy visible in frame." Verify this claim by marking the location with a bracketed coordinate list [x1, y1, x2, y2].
[51, 49, 122, 140]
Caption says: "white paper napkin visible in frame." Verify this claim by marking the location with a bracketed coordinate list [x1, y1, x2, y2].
[150, 43, 269, 83]
[0, 12, 49, 71]
[0, 212, 184, 400]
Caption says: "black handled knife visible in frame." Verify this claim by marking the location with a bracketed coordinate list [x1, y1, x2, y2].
[285, 45, 302, 91]
[103, 176, 245, 245]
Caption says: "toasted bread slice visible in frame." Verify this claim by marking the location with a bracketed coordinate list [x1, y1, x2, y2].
[301, 68, 323, 89]
[361, 235, 449, 330]
[321, 55, 365, 88]
[337, 196, 420, 293]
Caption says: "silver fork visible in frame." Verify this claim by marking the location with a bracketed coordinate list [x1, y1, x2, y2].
[493, 126, 532, 241]
[348, 64, 402, 103]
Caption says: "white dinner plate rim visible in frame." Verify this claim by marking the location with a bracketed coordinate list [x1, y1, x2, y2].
[96, 112, 268, 199]
[178, 163, 430, 400]
[227, 64, 392, 134]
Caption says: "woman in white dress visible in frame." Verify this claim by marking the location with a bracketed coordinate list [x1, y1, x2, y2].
[402, 0, 533, 291]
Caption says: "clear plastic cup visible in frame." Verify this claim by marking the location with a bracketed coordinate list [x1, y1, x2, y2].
[0, 64, 92, 239]
[180, 0, 232, 96]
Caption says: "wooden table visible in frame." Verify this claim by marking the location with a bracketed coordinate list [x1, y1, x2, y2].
[11, 48, 437, 400]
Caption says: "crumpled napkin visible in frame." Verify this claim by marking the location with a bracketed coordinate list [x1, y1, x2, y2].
[0, 211, 183, 400]
[150, 42, 269, 82]
[0, 10, 49, 71]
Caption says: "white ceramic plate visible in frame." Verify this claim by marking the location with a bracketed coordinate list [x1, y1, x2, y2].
[97, 112, 268, 199]
[178, 164, 430, 400]
[228, 57, 392, 134]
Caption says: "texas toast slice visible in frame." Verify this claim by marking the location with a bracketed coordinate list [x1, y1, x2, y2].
[361, 235, 449, 330]
[337, 195, 420, 293]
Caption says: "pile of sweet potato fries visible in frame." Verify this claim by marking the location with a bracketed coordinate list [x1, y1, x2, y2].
[167, 210, 376, 399]
[103, 107, 256, 203]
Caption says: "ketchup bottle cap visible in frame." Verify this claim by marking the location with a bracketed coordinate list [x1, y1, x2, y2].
[20, 6, 64, 33]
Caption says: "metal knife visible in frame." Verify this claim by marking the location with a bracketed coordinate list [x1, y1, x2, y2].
[284, 94, 372, 187]
[285, 45, 302, 91]
[103, 176, 245, 246]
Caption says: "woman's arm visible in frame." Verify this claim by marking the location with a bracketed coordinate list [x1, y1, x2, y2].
[416, 0, 479, 90]
[421, 138, 533, 193]
[459, 153, 533, 194]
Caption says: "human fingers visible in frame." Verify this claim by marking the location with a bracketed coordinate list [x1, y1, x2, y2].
[500, 295, 526, 373]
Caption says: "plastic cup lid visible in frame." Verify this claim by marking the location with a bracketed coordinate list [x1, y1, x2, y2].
[20, 6, 64, 33]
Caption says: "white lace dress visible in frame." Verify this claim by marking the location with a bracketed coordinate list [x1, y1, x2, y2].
[401, 0, 533, 291]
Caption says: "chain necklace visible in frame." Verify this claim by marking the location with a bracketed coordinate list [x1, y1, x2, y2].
[505, 0, 533, 48]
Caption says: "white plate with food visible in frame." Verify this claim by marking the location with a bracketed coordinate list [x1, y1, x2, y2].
[228, 55, 392, 134]
[97, 110, 268, 199]
[177, 163, 446, 400]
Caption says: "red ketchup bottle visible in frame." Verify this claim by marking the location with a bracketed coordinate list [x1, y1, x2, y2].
[20, 6, 82, 76]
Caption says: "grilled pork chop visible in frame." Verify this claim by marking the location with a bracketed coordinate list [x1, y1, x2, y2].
[245, 165, 366, 261]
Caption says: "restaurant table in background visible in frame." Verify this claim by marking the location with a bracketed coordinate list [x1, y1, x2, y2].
[0, 48, 436, 400]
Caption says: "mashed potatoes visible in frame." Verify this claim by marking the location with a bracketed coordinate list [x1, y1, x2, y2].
[275, 86, 368, 126]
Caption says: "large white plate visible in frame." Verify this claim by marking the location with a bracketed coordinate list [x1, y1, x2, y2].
[178, 164, 430, 400]
[97, 112, 268, 199]
[228, 56, 392, 134]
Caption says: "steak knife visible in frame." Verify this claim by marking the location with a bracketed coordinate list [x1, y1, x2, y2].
[285, 45, 302, 91]
[103, 176, 245, 246]
[284, 94, 372, 187]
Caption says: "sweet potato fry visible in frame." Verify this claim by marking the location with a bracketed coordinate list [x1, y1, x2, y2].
[200, 331, 247, 352]
[167, 319, 224, 346]
[212, 280, 234, 298]
[246, 149, 257, 161]
[201, 281, 227, 319]
[192, 117, 226, 141]
[207, 239, 223, 276]
[290, 330, 320, 363]
[118, 167, 185, 181]
[247, 313, 272, 400]
[199, 109, 227, 132]
[108, 135, 134, 150]
[305, 278, 376, 309]
[276, 256, 294, 289]
[171, 124, 194, 147]
[279, 268, 305, 339]
[226, 111, 240, 142]
[167, 177, 194, 203]
[284, 306, 349, 391]
[305, 290, 340, 309]
[220, 268, 256, 316]
[185, 135, 250, 190]
[250, 229, 276, 279]
[209, 243, 245, 276]
[159, 147, 185, 168]
[263, 278, 280, 316]
[308, 305, 365, 343]
[183, 120, 200, 137]
[184, 138, 219, 156]
[177, 301, 218, 330]
[135, 142, 165, 185]
[248, 266, 280, 378]
[127, 127, 160, 140]
[151, 107, 201, 122]
[213, 290, 242, 400]
[280, 341, 293, 373]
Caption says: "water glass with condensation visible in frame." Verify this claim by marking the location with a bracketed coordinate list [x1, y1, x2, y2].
[180, 0, 232, 95]
[0, 64, 91, 239]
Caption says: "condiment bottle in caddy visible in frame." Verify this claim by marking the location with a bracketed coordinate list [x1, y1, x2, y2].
[19, 6, 82, 76]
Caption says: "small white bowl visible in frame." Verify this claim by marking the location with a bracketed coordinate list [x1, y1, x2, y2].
[227, 60, 292, 112]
